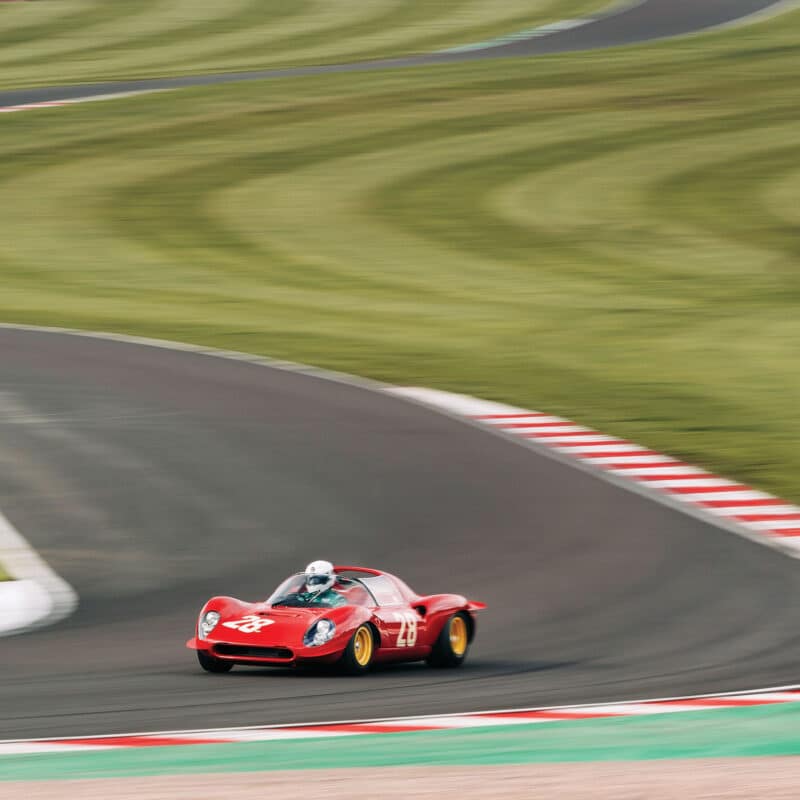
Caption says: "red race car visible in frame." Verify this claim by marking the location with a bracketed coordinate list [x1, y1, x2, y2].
[187, 561, 485, 674]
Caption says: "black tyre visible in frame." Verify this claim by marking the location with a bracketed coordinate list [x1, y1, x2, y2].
[427, 612, 470, 668]
[339, 624, 375, 674]
[197, 649, 233, 673]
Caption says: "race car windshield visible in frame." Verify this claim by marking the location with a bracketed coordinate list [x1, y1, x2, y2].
[267, 573, 373, 608]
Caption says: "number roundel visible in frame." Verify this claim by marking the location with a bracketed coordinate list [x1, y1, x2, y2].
[222, 614, 275, 634]
[397, 612, 418, 647]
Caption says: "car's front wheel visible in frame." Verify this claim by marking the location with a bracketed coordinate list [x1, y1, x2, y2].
[339, 624, 375, 674]
[197, 649, 234, 673]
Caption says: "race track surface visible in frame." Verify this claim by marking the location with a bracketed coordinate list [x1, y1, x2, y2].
[2, 0, 799, 740]
[0, 0, 787, 108]
[2, 328, 800, 739]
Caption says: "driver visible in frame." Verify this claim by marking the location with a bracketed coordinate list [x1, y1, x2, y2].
[301, 560, 345, 607]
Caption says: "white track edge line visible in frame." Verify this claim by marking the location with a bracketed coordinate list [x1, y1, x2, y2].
[0, 90, 163, 114]
[386, 387, 800, 562]
[434, 0, 644, 55]
[700, 0, 800, 34]
[0, 509, 78, 637]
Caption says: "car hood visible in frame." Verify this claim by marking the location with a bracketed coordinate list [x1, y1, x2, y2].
[212, 604, 332, 645]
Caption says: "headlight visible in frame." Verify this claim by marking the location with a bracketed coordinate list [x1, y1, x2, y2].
[199, 610, 221, 640]
[303, 618, 336, 647]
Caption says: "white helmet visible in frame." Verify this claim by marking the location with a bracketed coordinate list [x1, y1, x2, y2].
[305, 560, 335, 593]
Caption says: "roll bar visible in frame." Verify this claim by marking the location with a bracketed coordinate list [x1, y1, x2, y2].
[333, 565, 384, 576]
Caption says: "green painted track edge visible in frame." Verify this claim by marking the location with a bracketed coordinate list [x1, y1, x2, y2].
[3, 704, 800, 781]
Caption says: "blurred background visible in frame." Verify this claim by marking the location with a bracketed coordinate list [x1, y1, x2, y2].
[2, 0, 798, 499]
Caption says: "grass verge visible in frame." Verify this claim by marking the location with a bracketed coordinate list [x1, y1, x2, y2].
[0, 11, 799, 500]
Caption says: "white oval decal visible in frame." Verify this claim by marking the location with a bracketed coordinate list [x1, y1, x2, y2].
[222, 615, 275, 633]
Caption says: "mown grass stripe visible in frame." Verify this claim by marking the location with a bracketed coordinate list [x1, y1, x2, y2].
[0, 10, 799, 502]
[0, 0, 166, 66]
[0, 0, 308, 74]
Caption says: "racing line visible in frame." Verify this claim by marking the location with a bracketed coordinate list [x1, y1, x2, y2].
[2, 0, 800, 742]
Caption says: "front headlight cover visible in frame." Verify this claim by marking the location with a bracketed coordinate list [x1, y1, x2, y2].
[303, 618, 336, 647]
[199, 610, 221, 640]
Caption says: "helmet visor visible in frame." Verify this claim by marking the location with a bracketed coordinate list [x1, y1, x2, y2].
[306, 574, 331, 587]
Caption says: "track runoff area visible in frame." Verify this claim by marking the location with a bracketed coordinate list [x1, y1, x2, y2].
[2, 0, 800, 785]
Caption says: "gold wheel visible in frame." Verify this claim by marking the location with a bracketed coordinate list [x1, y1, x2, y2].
[353, 625, 373, 667]
[449, 615, 468, 657]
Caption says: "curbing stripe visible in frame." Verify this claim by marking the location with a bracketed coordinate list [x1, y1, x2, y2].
[2, 687, 799, 755]
[387, 387, 800, 557]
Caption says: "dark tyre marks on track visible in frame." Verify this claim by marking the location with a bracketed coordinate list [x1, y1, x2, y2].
[2, 329, 800, 738]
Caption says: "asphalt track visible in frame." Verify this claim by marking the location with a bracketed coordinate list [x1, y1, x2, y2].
[2, 329, 800, 739]
[2, 0, 800, 741]
[0, 0, 789, 107]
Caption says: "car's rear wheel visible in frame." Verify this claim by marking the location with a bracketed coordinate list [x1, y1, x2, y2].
[197, 649, 234, 673]
[427, 612, 470, 668]
[340, 624, 375, 674]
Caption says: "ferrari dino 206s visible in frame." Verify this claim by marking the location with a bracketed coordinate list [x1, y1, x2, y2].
[187, 562, 485, 674]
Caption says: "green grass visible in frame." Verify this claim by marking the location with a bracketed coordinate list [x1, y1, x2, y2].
[1, 11, 799, 501]
[0, 565, 10, 581]
[0, 0, 609, 89]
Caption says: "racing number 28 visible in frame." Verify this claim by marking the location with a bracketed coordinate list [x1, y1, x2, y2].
[396, 612, 418, 647]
